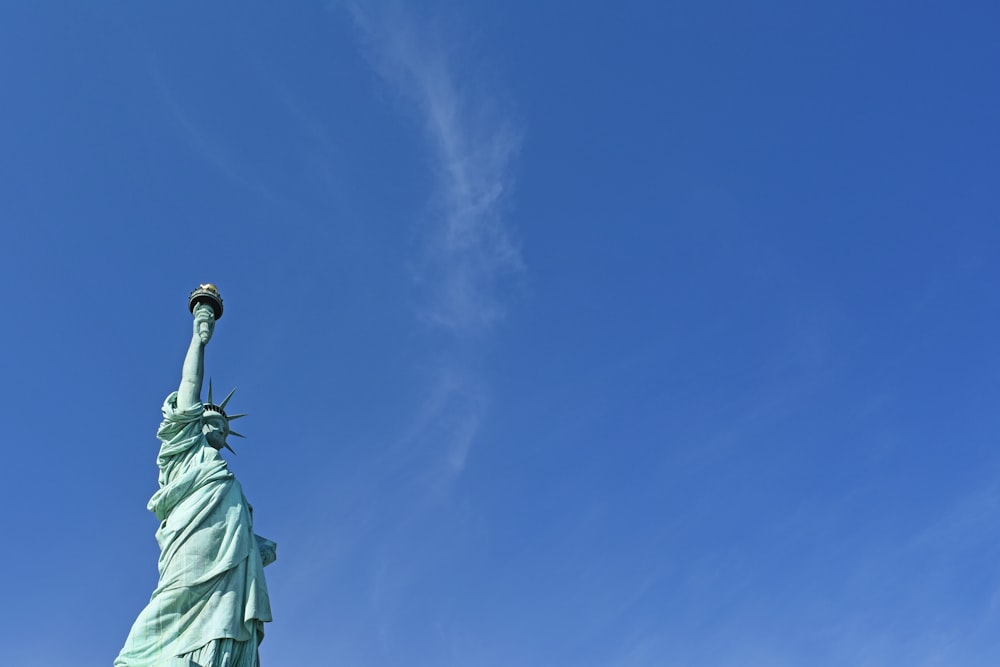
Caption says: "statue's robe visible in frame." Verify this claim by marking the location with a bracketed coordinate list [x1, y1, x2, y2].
[115, 393, 273, 667]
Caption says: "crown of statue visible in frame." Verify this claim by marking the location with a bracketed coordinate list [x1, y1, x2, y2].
[204, 379, 248, 454]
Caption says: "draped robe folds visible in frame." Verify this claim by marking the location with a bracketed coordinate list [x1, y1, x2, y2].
[115, 393, 273, 667]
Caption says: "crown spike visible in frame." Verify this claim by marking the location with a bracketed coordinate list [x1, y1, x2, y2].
[207, 378, 214, 405]
[220, 386, 237, 410]
[227, 413, 249, 421]
[224, 443, 237, 455]
[229, 430, 247, 439]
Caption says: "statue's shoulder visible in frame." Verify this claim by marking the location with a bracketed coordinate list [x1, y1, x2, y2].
[162, 391, 180, 412]
[161, 391, 204, 422]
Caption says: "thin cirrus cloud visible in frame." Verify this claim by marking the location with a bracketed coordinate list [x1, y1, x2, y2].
[345, 1, 523, 333]
[340, 2, 523, 495]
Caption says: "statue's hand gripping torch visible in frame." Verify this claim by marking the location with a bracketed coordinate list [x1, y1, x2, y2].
[189, 284, 224, 344]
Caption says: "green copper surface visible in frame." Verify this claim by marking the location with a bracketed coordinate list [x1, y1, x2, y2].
[115, 292, 275, 667]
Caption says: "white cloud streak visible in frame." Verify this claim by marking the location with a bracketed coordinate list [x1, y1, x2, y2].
[345, 1, 523, 332]
[342, 1, 523, 491]
[305, 8, 524, 659]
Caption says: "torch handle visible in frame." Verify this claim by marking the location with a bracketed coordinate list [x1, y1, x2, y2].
[189, 284, 223, 344]
[192, 301, 216, 344]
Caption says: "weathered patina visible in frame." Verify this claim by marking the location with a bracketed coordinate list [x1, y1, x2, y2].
[116, 286, 275, 667]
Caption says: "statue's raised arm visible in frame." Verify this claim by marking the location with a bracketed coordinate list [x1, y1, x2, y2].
[177, 303, 214, 411]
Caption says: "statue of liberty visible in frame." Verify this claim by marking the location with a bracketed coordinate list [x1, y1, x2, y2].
[116, 285, 276, 667]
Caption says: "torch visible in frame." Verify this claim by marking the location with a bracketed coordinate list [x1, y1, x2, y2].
[189, 283, 224, 343]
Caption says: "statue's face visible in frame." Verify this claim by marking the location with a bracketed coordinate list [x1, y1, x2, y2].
[203, 413, 229, 451]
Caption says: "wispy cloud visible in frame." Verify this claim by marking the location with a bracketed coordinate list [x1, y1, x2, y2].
[341, 1, 523, 491]
[402, 367, 484, 481]
[345, 1, 523, 332]
[328, 6, 523, 652]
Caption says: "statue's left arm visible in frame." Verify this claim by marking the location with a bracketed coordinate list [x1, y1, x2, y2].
[256, 534, 278, 567]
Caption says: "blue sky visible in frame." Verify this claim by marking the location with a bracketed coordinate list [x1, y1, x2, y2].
[1, 1, 999, 665]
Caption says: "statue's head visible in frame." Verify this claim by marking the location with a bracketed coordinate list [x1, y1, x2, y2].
[203, 411, 230, 451]
[202, 380, 247, 454]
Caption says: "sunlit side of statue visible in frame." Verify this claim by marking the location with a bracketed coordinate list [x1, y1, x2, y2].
[116, 285, 276, 667]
